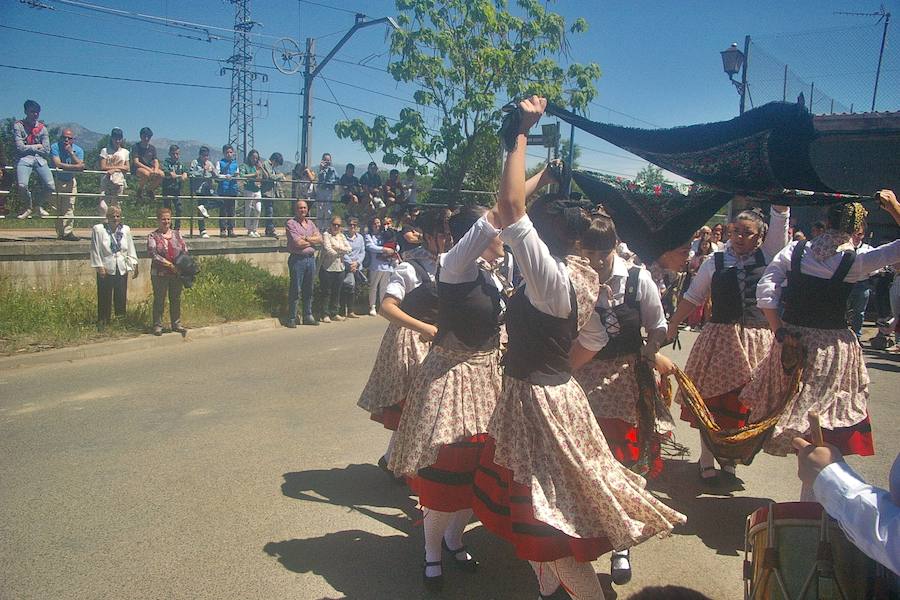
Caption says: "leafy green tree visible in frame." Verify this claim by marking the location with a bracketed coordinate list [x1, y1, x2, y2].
[334, 0, 601, 201]
[634, 162, 668, 188]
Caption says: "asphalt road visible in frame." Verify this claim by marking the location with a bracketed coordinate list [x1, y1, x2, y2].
[1, 320, 897, 600]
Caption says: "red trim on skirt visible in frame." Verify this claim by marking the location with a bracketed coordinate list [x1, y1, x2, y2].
[471, 437, 613, 562]
[407, 434, 489, 512]
[679, 387, 750, 430]
[370, 402, 403, 431]
[596, 418, 665, 479]
[823, 414, 875, 456]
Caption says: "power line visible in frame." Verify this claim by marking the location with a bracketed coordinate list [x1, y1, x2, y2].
[321, 76, 377, 164]
[298, 0, 364, 17]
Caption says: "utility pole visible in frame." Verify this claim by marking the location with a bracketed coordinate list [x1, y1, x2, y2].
[296, 13, 400, 169]
[835, 7, 891, 112]
[222, 0, 267, 160]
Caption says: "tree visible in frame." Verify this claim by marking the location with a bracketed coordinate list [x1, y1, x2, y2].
[334, 0, 601, 201]
[634, 163, 668, 188]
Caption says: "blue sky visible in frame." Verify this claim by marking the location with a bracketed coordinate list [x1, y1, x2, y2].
[2, 0, 896, 180]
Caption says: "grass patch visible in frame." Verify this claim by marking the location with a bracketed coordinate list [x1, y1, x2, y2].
[0, 257, 289, 355]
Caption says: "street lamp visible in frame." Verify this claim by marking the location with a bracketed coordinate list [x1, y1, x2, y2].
[720, 39, 749, 115]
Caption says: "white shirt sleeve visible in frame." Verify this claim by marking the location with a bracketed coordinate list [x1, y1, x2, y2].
[636, 267, 668, 348]
[439, 215, 501, 284]
[814, 459, 900, 574]
[850, 240, 900, 281]
[756, 242, 793, 310]
[500, 213, 571, 318]
[89, 225, 104, 268]
[762, 206, 790, 259]
[683, 254, 717, 306]
[575, 312, 608, 352]
[384, 262, 420, 302]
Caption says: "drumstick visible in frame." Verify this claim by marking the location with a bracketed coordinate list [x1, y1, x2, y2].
[808, 411, 825, 447]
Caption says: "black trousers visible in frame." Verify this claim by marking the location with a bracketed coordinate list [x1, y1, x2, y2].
[97, 271, 128, 324]
[319, 268, 343, 317]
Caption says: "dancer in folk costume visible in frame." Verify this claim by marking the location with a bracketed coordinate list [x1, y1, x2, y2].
[740, 191, 900, 462]
[355, 210, 445, 470]
[665, 205, 790, 482]
[472, 96, 685, 600]
[569, 214, 678, 585]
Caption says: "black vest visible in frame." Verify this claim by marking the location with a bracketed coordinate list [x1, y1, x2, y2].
[709, 249, 767, 326]
[502, 283, 577, 385]
[435, 268, 502, 350]
[782, 240, 856, 330]
[594, 267, 643, 360]
[398, 259, 439, 325]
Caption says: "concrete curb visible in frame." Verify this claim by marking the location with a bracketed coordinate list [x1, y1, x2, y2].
[0, 317, 283, 371]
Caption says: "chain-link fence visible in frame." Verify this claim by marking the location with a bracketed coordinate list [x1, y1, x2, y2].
[747, 20, 897, 114]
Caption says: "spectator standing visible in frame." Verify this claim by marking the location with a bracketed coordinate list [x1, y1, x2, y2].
[161, 144, 188, 230]
[240, 149, 263, 237]
[147, 207, 188, 336]
[364, 216, 397, 316]
[217, 144, 239, 237]
[384, 168, 404, 204]
[49, 128, 84, 240]
[89, 205, 138, 331]
[291, 163, 315, 200]
[319, 216, 352, 322]
[316, 152, 338, 232]
[285, 199, 322, 327]
[847, 224, 874, 342]
[259, 152, 285, 239]
[401, 167, 418, 205]
[131, 127, 164, 202]
[99, 128, 130, 216]
[189, 146, 216, 238]
[360, 161, 382, 195]
[341, 217, 366, 318]
[14, 99, 55, 219]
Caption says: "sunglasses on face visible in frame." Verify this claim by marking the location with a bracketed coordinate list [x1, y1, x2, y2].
[63, 136, 75, 141]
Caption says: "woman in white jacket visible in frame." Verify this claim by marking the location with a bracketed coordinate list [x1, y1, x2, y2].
[89, 205, 138, 330]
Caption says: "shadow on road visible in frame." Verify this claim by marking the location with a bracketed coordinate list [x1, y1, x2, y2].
[650, 459, 772, 557]
[281, 463, 420, 534]
[263, 526, 537, 599]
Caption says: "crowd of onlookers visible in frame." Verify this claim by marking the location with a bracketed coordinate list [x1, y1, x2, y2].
[4, 99, 421, 241]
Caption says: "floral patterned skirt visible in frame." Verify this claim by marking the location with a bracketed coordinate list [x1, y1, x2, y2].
[574, 356, 675, 478]
[356, 323, 431, 430]
[389, 339, 501, 477]
[738, 325, 874, 456]
[471, 375, 686, 562]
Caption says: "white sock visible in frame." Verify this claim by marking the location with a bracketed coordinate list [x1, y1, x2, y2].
[553, 557, 605, 600]
[529, 560, 562, 597]
[384, 431, 397, 463]
[699, 437, 715, 470]
[424, 509, 452, 578]
[444, 509, 473, 561]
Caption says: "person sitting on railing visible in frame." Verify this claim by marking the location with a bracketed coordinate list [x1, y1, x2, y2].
[240, 149, 263, 238]
[189, 146, 216, 238]
[131, 127, 164, 203]
[99, 127, 130, 216]
[13, 99, 55, 220]
[402, 166, 418, 206]
[217, 144, 239, 238]
[360, 161, 382, 195]
[259, 152, 285, 239]
[49, 128, 84, 241]
[161, 145, 188, 231]
[339, 162, 360, 196]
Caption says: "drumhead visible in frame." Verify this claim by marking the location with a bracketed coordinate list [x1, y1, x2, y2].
[747, 501, 823, 530]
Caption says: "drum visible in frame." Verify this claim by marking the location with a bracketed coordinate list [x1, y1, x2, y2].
[744, 502, 888, 600]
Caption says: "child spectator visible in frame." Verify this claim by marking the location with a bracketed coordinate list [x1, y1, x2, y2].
[360, 161, 382, 194]
[161, 145, 188, 231]
[217, 144, 239, 237]
[259, 152, 285, 239]
[131, 127, 164, 202]
[99, 127, 130, 216]
[316, 152, 338, 232]
[240, 149, 263, 237]
[13, 99, 55, 219]
[189, 146, 216, 238]
[339, 163, 359, 195]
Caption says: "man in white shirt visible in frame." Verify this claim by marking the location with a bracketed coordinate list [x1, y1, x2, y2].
[794, 437, 899, 576]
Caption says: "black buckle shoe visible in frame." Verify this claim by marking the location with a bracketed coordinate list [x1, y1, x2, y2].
[442, 538, 478, 573]
[423, 560, 443, 591]
[610, 549, 632, 585]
